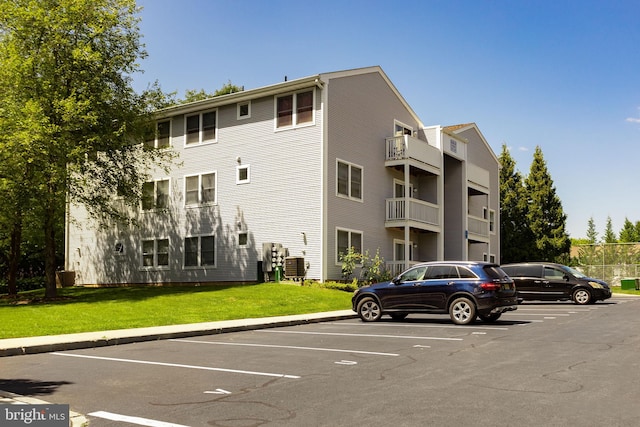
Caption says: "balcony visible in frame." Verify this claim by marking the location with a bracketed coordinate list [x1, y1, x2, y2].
[385, 198, 439, 231]
[385, 135, 441, 171]
[467, 214, 489, 242]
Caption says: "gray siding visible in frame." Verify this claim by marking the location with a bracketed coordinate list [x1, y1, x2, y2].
[323, 71, 422, 279]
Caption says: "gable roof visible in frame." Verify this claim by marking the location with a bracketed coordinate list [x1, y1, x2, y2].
[443, 122, 499, 165]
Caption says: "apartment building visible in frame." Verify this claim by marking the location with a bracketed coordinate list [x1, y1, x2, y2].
[65, 66, 499, 285]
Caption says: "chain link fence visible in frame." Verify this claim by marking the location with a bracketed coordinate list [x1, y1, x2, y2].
[573, 243, 640, 286]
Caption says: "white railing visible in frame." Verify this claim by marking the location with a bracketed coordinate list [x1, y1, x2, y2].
[385, 135, 441, 168]
[386, 260, 420, 276]
[386, 198, 439, 226]
[468, 215, 489, 237]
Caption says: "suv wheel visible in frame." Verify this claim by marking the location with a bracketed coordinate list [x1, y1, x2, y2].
[357, 297, 382, 322]
[573, 288, 591, 305]
[449, 297, 476, 325]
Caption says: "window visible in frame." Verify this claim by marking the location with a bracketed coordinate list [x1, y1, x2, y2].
[489, 209, 496, 234]
[394, 121, 413, 137]
[238, 232, 248, 246]
[142, 238, 169, 268]
[184, 235, 215, 267]
[236, 165, 250, 184]
[336, 228, 362, 263]
[237, 101, 251, 119]
[185, 111, 217, 145]
[184, 172, 216, 206]
[146, 120, 171, 149]
[394, 240, 414, 261]
[276, 90, 314, 129]
[142, 179, 169, 210]
[337, 160, 362, 201]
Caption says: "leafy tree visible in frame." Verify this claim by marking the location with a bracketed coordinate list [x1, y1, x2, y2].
[214, 81, 243, 96]
[0, 0, 172, 297]
[498, 144, 534, 263]
[524, 146, 571, 262]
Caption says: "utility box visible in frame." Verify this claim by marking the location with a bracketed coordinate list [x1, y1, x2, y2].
[621, 278, 640, 290]
[285, 257, 305, 279]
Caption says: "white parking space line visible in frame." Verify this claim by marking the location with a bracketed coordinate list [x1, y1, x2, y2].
[259, 330, 463, 341]
[336, 322, 510, 331]
[51, 352, 301, 379]
[517, 308, 593, 312]
[507, 313, 570, 316]
[88, 411, 189, 427]
[170, 339, 399, 357]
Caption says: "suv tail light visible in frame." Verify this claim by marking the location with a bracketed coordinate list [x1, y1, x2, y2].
[480, 282, 501, 291]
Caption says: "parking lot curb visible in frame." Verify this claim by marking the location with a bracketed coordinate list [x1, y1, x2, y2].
[0, 310, 357, 357]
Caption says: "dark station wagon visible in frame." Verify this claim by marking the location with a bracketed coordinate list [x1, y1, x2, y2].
[351, 261, 518, 325]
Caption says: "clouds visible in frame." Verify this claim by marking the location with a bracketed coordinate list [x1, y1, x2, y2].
[626, 107, 640, 123]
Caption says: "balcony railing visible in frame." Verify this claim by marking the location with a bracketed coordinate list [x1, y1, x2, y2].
[386, 260, 420, 276]
[386, 198, 439, 226]
[468, 215, 489, 238]
[385, 135, 441, 168]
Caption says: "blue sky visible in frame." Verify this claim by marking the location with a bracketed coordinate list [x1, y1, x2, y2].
[133, 0, 640, 240]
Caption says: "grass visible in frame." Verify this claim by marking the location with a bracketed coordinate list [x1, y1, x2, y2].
[0, 282, 353, 339]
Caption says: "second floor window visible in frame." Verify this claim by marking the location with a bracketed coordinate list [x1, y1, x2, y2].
[142, 179, 169, 210]
[337, 160, 362, 201]
[185, 111, 216, 145]
[185, 172, 216, 205]
[276, 90, 314, 129]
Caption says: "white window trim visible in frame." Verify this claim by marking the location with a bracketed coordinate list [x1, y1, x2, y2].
[393, 178, 414, 198]
[184, 109, 218, 147]
[237, 101, 251, 120]
[238, 231, 249, 247]
[274, 88, 316, 131]
[393, 238, 414, 261]
[236, 164, 251, 184]
[183, 234, 217, 269]
[148, 119, 172, 149]
[335, 227, 363, 265]
[141, 238, 170, 270]
[394, 120, 414, 137]
[142, 178, 171, 211]
[336, 159, 363, 202]
[184, 171, 217, 207]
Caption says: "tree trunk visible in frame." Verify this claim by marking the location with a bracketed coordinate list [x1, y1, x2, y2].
[7, 214, 23, 296]
[44, 202, 58, 299]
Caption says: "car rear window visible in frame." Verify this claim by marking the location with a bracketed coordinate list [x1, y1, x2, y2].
[484, 265, 510, 280]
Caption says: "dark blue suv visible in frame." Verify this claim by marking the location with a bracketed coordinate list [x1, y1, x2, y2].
[352, 261, 517, 325]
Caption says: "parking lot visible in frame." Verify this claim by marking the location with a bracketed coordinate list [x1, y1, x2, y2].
[3, 296, 640, 426]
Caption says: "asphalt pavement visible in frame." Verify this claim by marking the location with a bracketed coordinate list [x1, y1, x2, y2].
[0, 309, 357, 426]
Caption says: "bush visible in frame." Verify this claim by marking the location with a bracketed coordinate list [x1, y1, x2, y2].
[0, 276, 45, 295]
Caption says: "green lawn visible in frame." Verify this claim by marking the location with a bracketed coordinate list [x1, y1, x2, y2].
[0, 283, 353, 339]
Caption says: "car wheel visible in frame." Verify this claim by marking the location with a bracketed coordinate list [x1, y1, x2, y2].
[478, 313, 501, 323]
[390, 313, 408, 321]
[573, 288, 591, 305]
[449, 297, 476, 325]
[357, 297, 382, 322]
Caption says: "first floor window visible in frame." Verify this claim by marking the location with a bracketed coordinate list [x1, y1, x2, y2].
[184, 235, 215, 267]
[142, 238, 169, 267]
[336, 228, 362, 263]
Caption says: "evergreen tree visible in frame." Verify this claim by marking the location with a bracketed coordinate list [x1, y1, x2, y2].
[603, 216, 617, 243]
[498, 144, 534, 263]
[586, 217, 598, 244]
[619, 218, 638, 243]
[524, 146, 571, 262]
